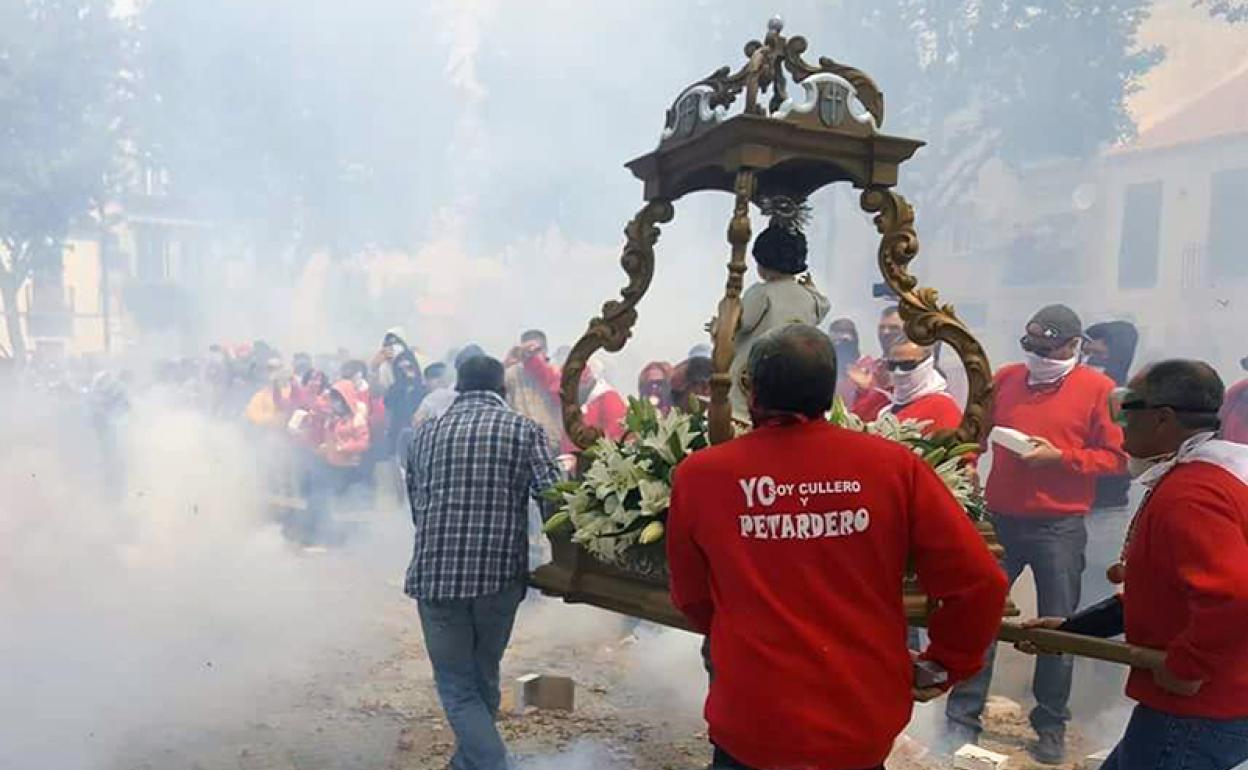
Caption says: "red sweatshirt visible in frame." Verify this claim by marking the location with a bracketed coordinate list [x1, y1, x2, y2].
[985, 363, 1126, 517]
[667, 421, 1008, 769]
[1123, 460, 1248, 718]
[893, 393, 962, 434]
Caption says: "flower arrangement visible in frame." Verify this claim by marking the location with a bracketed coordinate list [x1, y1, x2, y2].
[542, 398, 707, 564]
[544, 397, 983, 566]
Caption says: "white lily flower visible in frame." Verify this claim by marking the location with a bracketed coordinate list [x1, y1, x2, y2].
[638, 479, 671, 516]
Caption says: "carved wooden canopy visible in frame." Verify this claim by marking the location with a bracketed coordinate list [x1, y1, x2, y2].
[560, 17, 994, 448]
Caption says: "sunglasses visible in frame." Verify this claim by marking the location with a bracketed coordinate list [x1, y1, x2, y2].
[1019, 334, 1073, 356]
[886, 359, 923, 372]
[1112, 393, 1220, 427]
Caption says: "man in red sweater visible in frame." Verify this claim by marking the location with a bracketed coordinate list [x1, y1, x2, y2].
[883, 339, 962, 434]
[945, 304, 1126, 764]
[1018, 360, 1248, 770]
[667, 324, 1007, 770]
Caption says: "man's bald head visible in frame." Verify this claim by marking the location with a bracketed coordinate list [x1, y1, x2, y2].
[747, 324, 837, 418]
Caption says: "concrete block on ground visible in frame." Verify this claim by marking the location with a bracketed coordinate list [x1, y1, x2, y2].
[953, 744, 1009, 770]
[514, 674, 575, 712]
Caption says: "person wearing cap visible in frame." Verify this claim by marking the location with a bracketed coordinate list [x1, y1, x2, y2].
[1015, 360, 1248, 770]
[945, 304, 1127, 765]
[885, 339, 962, 434]
[726, 223, 831, 421]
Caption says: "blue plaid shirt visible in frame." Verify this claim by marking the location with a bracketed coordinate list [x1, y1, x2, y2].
[404, 390, 561, 601]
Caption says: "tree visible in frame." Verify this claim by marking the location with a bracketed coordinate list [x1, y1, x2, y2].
[1196, 0, 1248, 22]
[134, 0, 451, 268]
[0, 0, 128, 362]
[813, 0, 1162, 241]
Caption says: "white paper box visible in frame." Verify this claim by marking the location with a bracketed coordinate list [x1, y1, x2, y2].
[953, 744, 1009, 770]
[989, 426, 1036, 456]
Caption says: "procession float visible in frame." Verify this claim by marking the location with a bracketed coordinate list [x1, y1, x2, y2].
[531, 18, 1151, 668]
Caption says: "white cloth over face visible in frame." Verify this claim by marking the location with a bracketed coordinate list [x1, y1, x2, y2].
[1024, 342, 1081, 386]
[890, 355, 949, 407]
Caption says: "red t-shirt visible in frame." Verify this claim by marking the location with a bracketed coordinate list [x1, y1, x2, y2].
[893, 392, 963, 434]
[666, 421, 1008, 769]
[1123, 460, 1248, 718]
[985, 364, 1126, 517]
[1222, 380, 1248, 445]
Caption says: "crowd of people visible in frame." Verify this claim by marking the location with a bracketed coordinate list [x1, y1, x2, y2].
[393, 286, 1248, 769]
[13, 225, 1248, 770]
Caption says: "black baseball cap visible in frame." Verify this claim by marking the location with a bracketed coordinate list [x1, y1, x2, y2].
[1027, 304, 1084, 342]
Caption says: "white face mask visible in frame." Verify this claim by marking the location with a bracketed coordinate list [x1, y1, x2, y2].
[1024, 347, 1080, 385]
[890, 356, 947, 406]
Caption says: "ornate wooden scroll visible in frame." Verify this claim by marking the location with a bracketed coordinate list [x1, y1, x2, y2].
[560, 199, 675, 449]
[661, 16, 885, 139]
[708, 170, 757, 445]
[860, 186, 993, 443]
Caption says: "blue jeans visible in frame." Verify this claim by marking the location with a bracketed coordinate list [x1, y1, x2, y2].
[417, 579, 526, 770]
[946, 514, 1087, 739]
[1102, 705, 1248, 770]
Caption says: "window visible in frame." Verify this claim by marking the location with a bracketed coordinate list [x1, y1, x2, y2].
[135, 225, 169, 282]
[1117, 181, 1163, 289]
[1002, 218, 1082, 287]
[1209, 168, 1248, 283]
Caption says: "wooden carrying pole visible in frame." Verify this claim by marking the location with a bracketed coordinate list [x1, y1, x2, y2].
[995, 622, 1161, 669]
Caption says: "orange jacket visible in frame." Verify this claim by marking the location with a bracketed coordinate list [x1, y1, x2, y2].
[322, 380, 371, 467]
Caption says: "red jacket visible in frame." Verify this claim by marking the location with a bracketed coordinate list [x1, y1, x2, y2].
[985, 363, 1126, 517]
[1123, 457, 1248, 718]
[1222, 379, 1248, 445]
[322, 380, 371, 467]
[667, 421, 1008, 769]
[893, 392, 963, 434]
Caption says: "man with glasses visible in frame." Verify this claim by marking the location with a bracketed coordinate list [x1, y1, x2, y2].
[885, 339, 962, 434]
[945, 304, 1127, 764]
[1016, 360, 1248, 770]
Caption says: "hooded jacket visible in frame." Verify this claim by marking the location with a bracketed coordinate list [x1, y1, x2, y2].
[1085, 321, 1139, 387]
[322, 380, 371, 467]
[384, 352, 428, 455]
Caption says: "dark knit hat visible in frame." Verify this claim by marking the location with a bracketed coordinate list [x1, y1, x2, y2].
[752, 224, 808, 275]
